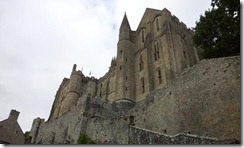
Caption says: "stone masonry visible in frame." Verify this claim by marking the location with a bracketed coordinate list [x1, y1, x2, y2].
[29, 7, 240, 144]
[0, 110, 25, 144]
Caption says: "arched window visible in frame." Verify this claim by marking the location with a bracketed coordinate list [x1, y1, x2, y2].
[156, 18, 159, 31]
[139, 54, 144, 71]
[142, 29, 145, 43]
[157, 69, 162, 84]
[154, 42, 160, 61]
[141, 78, 145, 93]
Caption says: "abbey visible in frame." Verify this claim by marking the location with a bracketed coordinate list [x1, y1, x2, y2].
[29, 8, 240, 144]
[49, 8, 200, 120]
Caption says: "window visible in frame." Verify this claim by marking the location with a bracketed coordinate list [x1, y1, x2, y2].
[154, 42, 160, 61]
[100, 91, 102, 97]
[142, 29, 145, 43]
[156, 18, 159, 31]
[141, 78, 145, 93]
[139, 55, 144, 71]
[125, 86, 127, 91]
[120, 65, 122, 70]
[183, 51, 187, 59]
[157, 69, 162, 84]
[100, 83, 103, 97]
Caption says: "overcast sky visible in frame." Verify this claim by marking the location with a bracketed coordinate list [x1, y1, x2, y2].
[0, 0, 214, 133]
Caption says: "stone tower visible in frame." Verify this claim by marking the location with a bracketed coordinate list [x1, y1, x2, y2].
[59, 64, 82, 116]
[115, 13, 136, 102]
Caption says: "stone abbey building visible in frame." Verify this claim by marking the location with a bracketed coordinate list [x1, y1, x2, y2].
[29, 8, 240, 144]
[49, 8, 200, 120]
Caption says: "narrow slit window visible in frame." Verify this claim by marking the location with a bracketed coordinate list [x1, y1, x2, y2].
[156, 18, 159, 31]
[139, 54, 144, 71]
[141, 78, 145, 93]
[154, 42, 160, 61]
[158, 69, 162, 84]
[142, 30, 145, 43]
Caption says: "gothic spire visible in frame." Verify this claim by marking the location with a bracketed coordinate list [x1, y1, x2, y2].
[119, 12, 132, 40]
[119, 12, 131, 31]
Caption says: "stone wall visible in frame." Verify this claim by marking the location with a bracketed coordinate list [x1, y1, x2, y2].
[31, 94, 134, 144]
[130, 56, 240, 141]
[128, 126, 238, 144]
[30, 56, 240, 144]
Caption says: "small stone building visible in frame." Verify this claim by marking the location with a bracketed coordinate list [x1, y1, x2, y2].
[0, 110, 25, 144]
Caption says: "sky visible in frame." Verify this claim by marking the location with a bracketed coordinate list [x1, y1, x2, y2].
[0, 0, 214, 133]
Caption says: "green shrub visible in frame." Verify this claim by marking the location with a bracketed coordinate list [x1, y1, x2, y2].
[77, 133, 96, 144]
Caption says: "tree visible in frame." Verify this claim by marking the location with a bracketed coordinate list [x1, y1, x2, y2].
[193, 0, 240, 59]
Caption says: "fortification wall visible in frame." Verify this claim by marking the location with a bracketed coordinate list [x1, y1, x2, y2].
[130, 56, 240, 141]
[30, 56, 240, 144]
[32, 95, 88, 144]
[31, 94, 134, 144]
[129, 126, 220, 144]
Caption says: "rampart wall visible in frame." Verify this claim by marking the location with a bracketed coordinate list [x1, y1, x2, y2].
[130, 56, 240, 141]
[128, 126, 238, 144]
[30, 56, 240, 144]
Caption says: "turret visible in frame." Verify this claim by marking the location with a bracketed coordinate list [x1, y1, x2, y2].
[115, 13, 136, 102]
[59, 64, 82, 116]
[119, 13, 132, 41]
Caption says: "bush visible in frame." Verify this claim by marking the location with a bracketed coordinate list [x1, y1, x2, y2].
[77, 133, 96, 144]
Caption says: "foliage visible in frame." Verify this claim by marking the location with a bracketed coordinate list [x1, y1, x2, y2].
[24, 131, 30, 137]
[77, 133, 96, 144]
[193, 0, 240, 59]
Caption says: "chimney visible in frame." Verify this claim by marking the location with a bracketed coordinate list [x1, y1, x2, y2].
[8, 109, 20, 121]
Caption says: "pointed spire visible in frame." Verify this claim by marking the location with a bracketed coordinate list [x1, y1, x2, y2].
[119, 12, 132, 40]
[120, 12, 131, 31]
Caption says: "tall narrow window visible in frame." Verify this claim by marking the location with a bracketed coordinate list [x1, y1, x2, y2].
[139, 54, 144, 71]
[141, 78, 145, 93]
[154, 42, 160, 61]
[142, 29, 145, 43]
[183, 51, 187, 59]
[158, 69, 162, 84]
[156, 42, 160, 59]
[100, 83, 103, 97]
[154, 45, 157, 61]
[156, 18, 159, 31]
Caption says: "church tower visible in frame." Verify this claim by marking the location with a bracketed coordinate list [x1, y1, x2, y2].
[115, 13, 136, 102]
